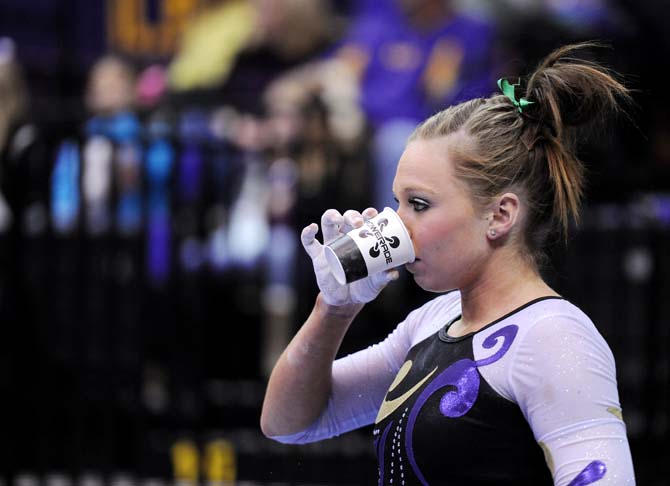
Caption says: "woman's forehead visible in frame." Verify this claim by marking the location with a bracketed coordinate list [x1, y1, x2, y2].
[396, 138, 454, 178]
[394, 134, 475, 198]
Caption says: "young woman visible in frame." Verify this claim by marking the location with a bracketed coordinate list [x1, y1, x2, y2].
[260, 43, 636, 485]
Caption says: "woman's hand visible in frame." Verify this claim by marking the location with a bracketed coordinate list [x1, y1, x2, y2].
[301, 208, 399, 306]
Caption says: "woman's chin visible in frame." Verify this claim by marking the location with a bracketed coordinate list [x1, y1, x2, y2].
[406, 265, 450, 293]
[407, 269, 431, 291]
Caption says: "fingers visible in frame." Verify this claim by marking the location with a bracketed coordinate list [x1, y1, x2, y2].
[301, 223, 322, 259]
[321, 209, 344, 244]
[362, 207, 378, 220]
[342, 209, 365, 234]
[320, 207, 380, 243]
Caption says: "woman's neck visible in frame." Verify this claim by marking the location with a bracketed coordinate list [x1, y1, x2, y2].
[452, 250, 558, 337]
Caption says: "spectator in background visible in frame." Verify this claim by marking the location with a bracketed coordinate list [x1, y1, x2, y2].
[0, 36, 42, 234]
[0, 35, 25, 299]
[85, 54, 138, 117]
[167, 0, 342, 114]
[349, 0, 498, 210]
[82, 54, 144, 237]
[340, 0, 496, 133]
[0, 36, 55, 475]
[0, 38, 27, 156]
[167, 0, 258, 93]
[267, 0, 498, 211]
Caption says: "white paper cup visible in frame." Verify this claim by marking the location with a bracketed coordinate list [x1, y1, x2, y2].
[324, 207, 415, 285]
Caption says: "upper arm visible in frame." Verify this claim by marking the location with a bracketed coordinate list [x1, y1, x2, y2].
[509, 316, 636, 485]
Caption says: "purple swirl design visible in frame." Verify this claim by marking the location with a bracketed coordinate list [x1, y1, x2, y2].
[567, 461, 607, 486]
[403, 325, 518, 485]
[475, 325, 518, 366]
[405, 359, 479, 485]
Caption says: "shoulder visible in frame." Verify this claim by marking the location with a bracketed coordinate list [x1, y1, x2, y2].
[512, 298, 613, 361]
[475, 297, 605, 346]
[473, 298, 616, 402]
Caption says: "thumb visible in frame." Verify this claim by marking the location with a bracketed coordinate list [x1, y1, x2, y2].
[301, 223, 323, 260]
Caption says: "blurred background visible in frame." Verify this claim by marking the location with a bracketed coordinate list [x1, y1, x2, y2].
[0, 0, 668, 484]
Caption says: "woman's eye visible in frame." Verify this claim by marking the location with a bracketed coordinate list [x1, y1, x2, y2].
[410, 198, 429, 212]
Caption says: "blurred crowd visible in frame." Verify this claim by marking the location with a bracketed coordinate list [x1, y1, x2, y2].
[0, 0, 668, 483]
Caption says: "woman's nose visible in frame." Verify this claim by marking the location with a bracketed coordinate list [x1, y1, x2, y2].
[396, 207, 413, 237]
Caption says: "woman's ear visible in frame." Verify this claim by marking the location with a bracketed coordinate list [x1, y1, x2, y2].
[487, 192, 520, 240]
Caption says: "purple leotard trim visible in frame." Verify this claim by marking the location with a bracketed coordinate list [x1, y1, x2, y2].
[475, 325, 519, 366]
[375, 421, 393, 486]
[568, 460, 607, 486]
[405, 359, 478, 485]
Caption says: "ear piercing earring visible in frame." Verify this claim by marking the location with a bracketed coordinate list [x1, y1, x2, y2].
[489, 229, 497, 237]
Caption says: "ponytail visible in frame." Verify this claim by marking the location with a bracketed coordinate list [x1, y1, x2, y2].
[522, 42, 631, 237]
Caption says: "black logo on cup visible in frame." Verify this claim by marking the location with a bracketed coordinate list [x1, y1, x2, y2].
[358, 218, 400, 263]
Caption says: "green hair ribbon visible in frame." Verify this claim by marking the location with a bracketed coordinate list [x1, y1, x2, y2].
[497, 78, 534, 113]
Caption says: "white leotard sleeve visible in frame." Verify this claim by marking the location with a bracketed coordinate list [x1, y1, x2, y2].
[475, 301, 636, 485]
[270, 292, 461, 444]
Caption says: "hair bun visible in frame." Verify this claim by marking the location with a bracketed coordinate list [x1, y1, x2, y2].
[525, 42, 630, 135]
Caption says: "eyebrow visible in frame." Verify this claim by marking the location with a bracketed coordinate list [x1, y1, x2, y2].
[393, 185, 440, 198]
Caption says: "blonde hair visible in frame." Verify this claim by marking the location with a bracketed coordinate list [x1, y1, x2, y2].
[409, 42, 631, 265]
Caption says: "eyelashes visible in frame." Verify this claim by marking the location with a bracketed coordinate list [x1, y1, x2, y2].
[409, 198, 429, 212]
[393, 196, 430, 212]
